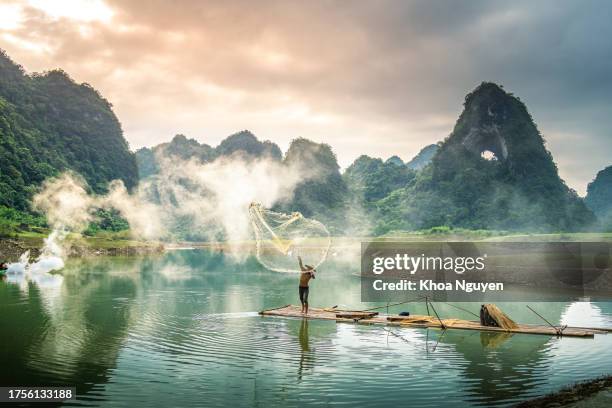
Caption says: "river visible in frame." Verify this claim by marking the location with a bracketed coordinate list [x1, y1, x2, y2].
[1, 249, 611, 407]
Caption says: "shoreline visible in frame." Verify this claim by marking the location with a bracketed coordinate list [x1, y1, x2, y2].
[514, 375, 612, 407]
[0, 236, 164, 262]
[3, 230, 612, 262]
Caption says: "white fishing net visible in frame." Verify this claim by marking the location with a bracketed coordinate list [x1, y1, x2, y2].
[249, 202, 331, 273]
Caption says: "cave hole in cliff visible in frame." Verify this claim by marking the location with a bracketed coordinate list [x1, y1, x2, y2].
[481, 150, 497, 161]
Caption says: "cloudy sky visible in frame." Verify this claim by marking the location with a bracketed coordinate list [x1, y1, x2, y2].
[0, 0, 610, 194]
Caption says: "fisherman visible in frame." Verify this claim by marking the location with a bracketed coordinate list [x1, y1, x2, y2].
[298, 256, 316, 315]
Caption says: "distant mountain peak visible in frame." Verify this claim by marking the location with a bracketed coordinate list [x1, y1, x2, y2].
[223, 129, 257, 143]
[585, 165, 612, 220]
[135, 130, 284, 178]
[448, 81, 555, 172]
[171, 134, 190, 143]
[216, 130, 282, 160]
[385, 156, 404, 166]
[406, 144, 438, 170]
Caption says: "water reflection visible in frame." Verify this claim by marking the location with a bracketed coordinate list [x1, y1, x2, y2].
[450, 330, 551, 405]
[297, 319, 312, 381]
[561, 301, 612, 327]
[479, 332, 513, 349]
[0, 261, 138, 403]
[3, 267, 64, 312]
[0, 250, 611, 407]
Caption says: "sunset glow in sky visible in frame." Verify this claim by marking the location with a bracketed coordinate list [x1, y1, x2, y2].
[1, 0, 611, 194]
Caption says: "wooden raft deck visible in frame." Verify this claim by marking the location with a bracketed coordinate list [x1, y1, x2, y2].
[259, 305, 600, 338]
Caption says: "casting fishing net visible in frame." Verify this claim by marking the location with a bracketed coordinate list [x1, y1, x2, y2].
[249, 202, 331, 273]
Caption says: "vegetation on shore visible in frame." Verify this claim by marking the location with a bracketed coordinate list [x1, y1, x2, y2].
[381, 227, 612, 241]
[0, 205, 130, 238]
[0, 205, 158, 256]
[1, 230, 161, 249]
[514, 375, 612, 408]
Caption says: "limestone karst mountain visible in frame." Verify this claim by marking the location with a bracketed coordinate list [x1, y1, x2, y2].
[376, 82, 595, 232]
[278, 138, 348, 230]
[135, 130, 282, 179]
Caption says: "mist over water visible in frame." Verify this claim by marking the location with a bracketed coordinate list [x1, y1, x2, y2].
[12, 144, 348, 287]
[25, 151, 329, 271]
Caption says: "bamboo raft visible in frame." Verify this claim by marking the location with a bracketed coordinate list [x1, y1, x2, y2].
[259, 305, 608, 338]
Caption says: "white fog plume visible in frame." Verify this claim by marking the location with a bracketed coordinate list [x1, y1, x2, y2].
[151, 153, 311, 243]
[104, 180, 164, 240]
[5, 151, 322, 285]
[29, 152, 318, 250]
[8, 174, 96, 279]
[32, 173, 95, 231]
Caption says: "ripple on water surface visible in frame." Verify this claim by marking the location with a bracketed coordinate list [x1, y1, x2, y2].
[3, 252, 612, 408]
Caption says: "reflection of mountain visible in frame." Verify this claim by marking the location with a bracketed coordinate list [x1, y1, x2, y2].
[0, 262, 138, 400]
[561, 301, 612, 328]
[438, 329, 552, 405]
[0, 283, 52, 386]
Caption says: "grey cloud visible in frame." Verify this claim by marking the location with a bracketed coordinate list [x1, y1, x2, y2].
[1, 0, 610, 193]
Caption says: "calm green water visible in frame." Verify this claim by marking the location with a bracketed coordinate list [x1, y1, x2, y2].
[1, 249, 612, 407]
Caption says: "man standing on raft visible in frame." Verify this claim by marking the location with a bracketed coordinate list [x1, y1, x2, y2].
[298, 256, 316, 315]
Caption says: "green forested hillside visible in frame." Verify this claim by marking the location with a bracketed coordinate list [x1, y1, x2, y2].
[586, 166, 612, 228]
[279, 138, 348, 230]
[136, 132, 348, 235]
[0, 50, 138, 211]
[344, 155, 416, 204]
[374, 82, 595, 233]
[216, 130, 282, 160]
[4, 44, 598, 239]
